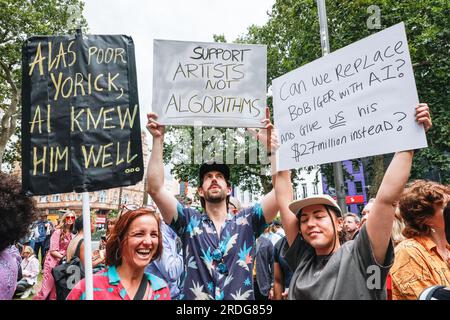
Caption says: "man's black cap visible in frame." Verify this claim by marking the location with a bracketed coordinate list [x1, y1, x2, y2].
[199, 162, 230, 185]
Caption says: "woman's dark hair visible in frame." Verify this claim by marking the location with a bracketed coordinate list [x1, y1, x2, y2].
[74, 216, 84, 233]
[0, 172, 37, 252]
[400, 180, 449, 239]
[105, 208, 163, 266]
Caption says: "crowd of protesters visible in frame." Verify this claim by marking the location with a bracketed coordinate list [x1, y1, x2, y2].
[1, 103, 449, 300]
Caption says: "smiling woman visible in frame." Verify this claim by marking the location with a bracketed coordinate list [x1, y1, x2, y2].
[66, 208, 170, 300]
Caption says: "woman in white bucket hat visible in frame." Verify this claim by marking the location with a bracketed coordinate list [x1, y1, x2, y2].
[274, 103, 432, 300]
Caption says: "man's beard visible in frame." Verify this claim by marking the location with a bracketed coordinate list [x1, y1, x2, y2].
[204, 188, 227, 204]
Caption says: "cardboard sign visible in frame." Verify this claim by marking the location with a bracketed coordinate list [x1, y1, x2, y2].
[152, 39, 267, 127]
[273, 23, 427, 171]
[22, 34, 143, 195]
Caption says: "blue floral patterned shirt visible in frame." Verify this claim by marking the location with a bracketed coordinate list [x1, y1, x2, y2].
[171, 202, 268, 300]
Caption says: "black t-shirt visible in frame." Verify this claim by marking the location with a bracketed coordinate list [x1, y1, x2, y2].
[274, 237, 293, 289]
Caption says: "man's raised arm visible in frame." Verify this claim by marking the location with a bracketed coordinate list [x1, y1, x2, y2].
[249, 107, 280, 223]
[146, 112, 178, 225]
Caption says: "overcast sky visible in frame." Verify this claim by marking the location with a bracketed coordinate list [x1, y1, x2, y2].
[83, 0, 275, 128]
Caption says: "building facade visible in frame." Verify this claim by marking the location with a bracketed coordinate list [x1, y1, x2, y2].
[321, 160, 368, 215]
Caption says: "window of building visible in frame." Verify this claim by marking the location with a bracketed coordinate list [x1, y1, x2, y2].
[352, 161, 360, 173]
[302, 183, 308, 199]
[76, 194, 82, 201]
[39, 196, 47, 203]
[51, 194, 61, 202]
[355, 181, 363, 194]
[123, 194, 129, 205]
[98, 190, 107, 203]
[249, 192, 253, 203]
[70, 193, 75, 201]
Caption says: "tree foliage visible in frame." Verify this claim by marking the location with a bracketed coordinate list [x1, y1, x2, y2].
[162, 124, 283, 195]
[0, 0, 87, 168]
[240, 0, 449, 191]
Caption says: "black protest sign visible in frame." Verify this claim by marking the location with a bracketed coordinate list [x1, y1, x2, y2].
[22, 34, 143, 195]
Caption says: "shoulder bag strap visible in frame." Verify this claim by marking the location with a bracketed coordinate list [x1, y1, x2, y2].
[133, 275, 148, 300]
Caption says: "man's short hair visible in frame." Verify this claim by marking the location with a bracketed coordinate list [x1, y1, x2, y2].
[343, 213, 360, 223]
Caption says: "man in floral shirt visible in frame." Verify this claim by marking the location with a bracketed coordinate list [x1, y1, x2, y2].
[146, 112, 279, 300]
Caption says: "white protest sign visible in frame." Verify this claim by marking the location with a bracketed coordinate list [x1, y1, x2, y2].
[152, 39, 267, 128]
[273, 22, 427, 171]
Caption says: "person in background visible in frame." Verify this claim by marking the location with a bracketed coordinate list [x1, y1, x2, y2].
[390, 180, 449, 300]
[264, 222, 283, 246]
[417, 204, 450, 301]
[14, 246, 40, 299]
[66, 216, 104, 269]
[42, 218, 55, 264]
[228, 196, 242, 215]
[386, 205, 407, 299]
[33, 211, 75, 300]
[270, 236, 293, 300]
[0, 172, 37, 300]
[343, 213, 360, 241]
[336, 216, 346, 245]
[99, 217, 117, 253]
[106, 218, 117, 240]
[272, 220, 286, 238]
[253, 232, 274, 300]
[391, 207, 406, 247]
[360, 198, 375, 226]
[67, 207, 170, 300]
[184, 197, 193, 208]
[33, 212, 53, 267]
[145, 210, 184, 299]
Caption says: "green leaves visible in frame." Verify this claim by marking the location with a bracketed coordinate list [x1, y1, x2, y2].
[242, 0, 449, 186]
[0, 0, 87, 166]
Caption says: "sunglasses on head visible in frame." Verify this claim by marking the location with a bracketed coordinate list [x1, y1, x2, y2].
[118, 204, 157, 217]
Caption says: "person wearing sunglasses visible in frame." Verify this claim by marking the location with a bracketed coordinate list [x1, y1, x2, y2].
[34, 212, 75, 300]
[67, 207, 170, 300]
